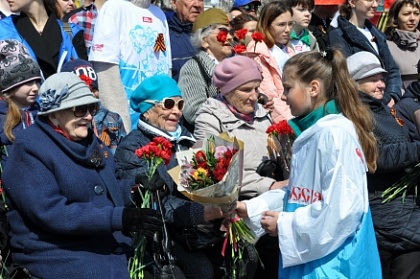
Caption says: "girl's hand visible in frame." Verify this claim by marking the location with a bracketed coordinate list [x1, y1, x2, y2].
[261, 211, 279, 236]
[235, 201, 248, 218]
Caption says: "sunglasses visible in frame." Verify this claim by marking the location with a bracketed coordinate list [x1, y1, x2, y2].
[69, 103, 99, 117]
[242, 3, 260, 11]
[145, 98, 185, 111]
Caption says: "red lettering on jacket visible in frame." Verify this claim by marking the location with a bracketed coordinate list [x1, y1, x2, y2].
[289, 186, 322, 204]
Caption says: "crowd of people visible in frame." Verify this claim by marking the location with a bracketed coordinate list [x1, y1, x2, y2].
[0, 0, 420, 278]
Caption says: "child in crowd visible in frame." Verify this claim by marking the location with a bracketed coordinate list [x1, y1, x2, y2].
[237, 50, 382, 278]
[61, 59, 126, 154]
[0, 39, 41, 166]
[286, 0, 319, 53]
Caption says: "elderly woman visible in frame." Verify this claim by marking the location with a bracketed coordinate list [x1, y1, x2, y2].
[384, 0, 420, 89]
[2, 72, 162, 279]
[194, 55, 286, 278]
[347, 51, 420, 278]
[114, 74, 256, 279]
[178, 8, 233, 131]
[328, 0, 402, 107]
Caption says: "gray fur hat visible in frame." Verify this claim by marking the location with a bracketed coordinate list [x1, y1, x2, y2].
[38, 72, 99, 115]
[0, 39, 42, 93]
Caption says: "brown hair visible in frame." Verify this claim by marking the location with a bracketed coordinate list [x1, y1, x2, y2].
[384, 0, 420, 37]
[257, 1, 293, 48]
[1, 92, 24, 142]
[283, 50, 377, 172]
[230, 13, 258, 33]
[285, 0, 314, 11]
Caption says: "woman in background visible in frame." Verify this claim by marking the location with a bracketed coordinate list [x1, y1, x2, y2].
[385, 0, 420, 89]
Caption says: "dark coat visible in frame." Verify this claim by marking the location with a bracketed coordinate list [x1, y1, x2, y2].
[329, 16, 402, 104]
[395, 80, 420, 141]
[167, 14, 196, 82]
[360, 93, 420, 252]
[114, 118, 208, 226]
[3, 116, 133, 279]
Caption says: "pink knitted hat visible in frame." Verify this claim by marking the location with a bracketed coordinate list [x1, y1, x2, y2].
[212, 56, 262, 95]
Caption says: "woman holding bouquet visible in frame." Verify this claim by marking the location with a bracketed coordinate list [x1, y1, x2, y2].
[114, 74, 257, 279]
[347, 51, 420, 278]
[237, 50, 382, 278]
[2, 72, 163, 279]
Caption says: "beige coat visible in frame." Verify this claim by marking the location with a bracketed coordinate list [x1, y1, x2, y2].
[194, 98, 275, 199]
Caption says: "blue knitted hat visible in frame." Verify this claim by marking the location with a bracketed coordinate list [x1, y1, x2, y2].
[130, 74, 181, 114]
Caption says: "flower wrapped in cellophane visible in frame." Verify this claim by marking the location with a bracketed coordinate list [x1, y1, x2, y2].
[169, 133, 255, 278]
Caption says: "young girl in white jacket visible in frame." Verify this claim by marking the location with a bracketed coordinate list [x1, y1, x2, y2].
[237, 49, 382, 278]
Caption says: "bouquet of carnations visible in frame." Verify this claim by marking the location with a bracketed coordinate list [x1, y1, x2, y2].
[265, 120, 296, 179]
[169, 133, 255, 278]
[129, 137, 172, 279]
[216, 28, 265, 56]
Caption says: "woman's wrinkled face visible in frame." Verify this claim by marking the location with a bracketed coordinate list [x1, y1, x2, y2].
[352, 0, 378, 20]
[270, 11, 294, 46]
[224, 80, 260, 114]
[144, 97, 183, 132]
[203, 25, 233, 62]
[49, 108, 94, 141]
[357, 73, 386, 100]
[9, 80, 39, 108]
[397, 3, 420, 32]
[281, 70, 313, 117]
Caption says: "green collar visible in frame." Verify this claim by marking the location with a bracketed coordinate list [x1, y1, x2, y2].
[290, 29, 311, 46]
[289, 100, 340, 136]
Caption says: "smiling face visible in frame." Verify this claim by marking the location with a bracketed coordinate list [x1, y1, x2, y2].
[357, 73, 386, 100]
[171, 0, 204, 23]
[224, 80, 260, 114]
[48, 108, 94, 141]
[291, 4, 311, 28]
[8, 80, 39, 108]
[269, 11, 293, 46]
[397, 3, 420, 31]
[143, 97, 183, 132]
[202, 25, 233, 62]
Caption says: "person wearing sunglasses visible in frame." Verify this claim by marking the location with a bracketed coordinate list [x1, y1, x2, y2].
[115, 74, 241, 278]
[232, 0, 261, 17]
[1, 72, 163, 279]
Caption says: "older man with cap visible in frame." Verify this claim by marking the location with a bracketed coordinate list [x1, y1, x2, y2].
[347, 51, 420, 279]
[2, 72, 163, 279]
[178, 8, 232, 132]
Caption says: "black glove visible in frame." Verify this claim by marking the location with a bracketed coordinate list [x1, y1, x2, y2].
[135, 172, 165, 192]
[122, 208, 163, 237]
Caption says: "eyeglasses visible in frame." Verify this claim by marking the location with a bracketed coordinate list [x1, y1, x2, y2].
[69, 103, 99, 117]
[242, 3, 261, 11]
[272, 21, 296, 30]
[144, 98, 185, 111]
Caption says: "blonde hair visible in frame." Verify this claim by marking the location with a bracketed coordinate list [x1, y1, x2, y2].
[283, 50, 378, 172]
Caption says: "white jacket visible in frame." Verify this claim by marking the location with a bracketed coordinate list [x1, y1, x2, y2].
[245, 114, 382, 278]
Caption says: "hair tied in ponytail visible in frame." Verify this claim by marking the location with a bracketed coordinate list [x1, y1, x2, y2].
[320, 48, 333, 61]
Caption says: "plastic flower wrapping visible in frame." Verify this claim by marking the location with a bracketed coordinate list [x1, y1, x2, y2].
[169, 133, 256, 278]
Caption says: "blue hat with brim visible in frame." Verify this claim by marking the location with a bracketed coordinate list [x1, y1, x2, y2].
[130, 74, 181, 114]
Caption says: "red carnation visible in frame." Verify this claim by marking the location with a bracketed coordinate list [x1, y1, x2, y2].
[235, 29, 248, 41]
[251, 32, 265, 43]
[79, 74, 93, 87]
[233, 44, 247, 54]
[217, 30, 228, 43]
[213, 165, 227, 181]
